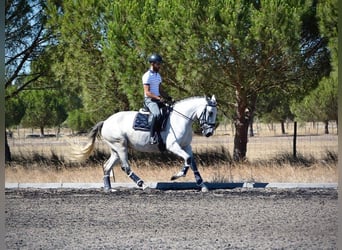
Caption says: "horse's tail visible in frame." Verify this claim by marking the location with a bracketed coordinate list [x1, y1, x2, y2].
[72, 121, 104, 162]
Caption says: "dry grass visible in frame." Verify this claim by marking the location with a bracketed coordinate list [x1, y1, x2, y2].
[5, 145, 338, 184]
[5, 161, 338, 184]
[5, 124, 338, 184]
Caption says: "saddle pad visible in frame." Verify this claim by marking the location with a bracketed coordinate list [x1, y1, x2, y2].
[133, 112, 150, 131]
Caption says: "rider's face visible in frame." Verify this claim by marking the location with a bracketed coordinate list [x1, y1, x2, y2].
[152, 62, 161, 72]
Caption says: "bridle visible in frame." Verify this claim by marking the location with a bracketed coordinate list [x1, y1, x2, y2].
[198, 102, 217, 129]
[172, 101, 217, 128]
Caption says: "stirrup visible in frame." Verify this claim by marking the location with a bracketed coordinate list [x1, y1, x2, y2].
[150, 135, 158, 144]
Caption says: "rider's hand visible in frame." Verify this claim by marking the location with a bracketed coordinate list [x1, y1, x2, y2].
[163, 96, 171, 102]
[159, 97, 165, 103]
[168, 97, 175, 104]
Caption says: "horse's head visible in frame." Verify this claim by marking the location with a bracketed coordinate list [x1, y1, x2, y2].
[198, 95, 217, 137]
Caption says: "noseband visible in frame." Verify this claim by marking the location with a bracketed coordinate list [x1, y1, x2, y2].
[198, 103, 217, 128]
[173, 102, 217, 129]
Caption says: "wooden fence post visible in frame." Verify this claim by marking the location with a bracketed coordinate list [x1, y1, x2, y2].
[293, 121, 297, 159]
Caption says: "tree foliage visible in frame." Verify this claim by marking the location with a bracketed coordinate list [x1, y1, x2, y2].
[5, 0, 51, 99]
[200, 1, 310, 160]
[291, 0, 337, 131]
[291, 73, 337, 123]
[46, 0, 123, 123]
[317, 0, 337, 63]
[256, 0, 331, 134]
[21, 89, 67, 136]
[5, 91, 26, 128]
[101, 1, 321, 160]
[38, 0, 336, 161]
[66, 109, 94, 133]
[5, 0, 54, 160]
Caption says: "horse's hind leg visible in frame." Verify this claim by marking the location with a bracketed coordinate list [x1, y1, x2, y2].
[121, 162, 146, 188]
[121, 160, 147, 189]
[103, 150, 119, 191]
[115, 142, 147, 189]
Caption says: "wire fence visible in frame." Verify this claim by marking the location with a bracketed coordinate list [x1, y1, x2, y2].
[194, 121, 338, 161]
[7, 121, 338, 162]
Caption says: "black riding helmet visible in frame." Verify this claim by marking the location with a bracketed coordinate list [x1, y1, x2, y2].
[148, 54, 163, 63]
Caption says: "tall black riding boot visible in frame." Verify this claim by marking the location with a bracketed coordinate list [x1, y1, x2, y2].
[150, 116, 158, 144]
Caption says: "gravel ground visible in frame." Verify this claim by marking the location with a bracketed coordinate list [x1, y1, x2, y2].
[5, 188, 338, 249]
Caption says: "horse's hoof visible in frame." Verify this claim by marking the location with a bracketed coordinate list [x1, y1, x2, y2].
[137, 180, 147, 189]
[170, 172, 186, 181]
[170, 176, 177, 181]
[200, 183, 209, 192]
[137, 181, 148, 190]
[142, 183, 149, 190]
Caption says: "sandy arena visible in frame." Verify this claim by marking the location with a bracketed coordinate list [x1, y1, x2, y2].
[5, 187, 338, 249]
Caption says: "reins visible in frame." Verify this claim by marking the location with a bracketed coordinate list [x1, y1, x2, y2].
[171, 104, 214, 125]
[172, 108, 196, 122]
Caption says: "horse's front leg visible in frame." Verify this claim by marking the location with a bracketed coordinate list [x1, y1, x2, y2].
[189, 155, 209, 192]
[170, 165, 189, 180]
[169, 143, 191, 180]
[169, 144, 208, 192]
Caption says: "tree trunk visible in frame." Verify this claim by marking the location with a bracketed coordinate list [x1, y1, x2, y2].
[233, 119, 249, 161]
[233, 88, 255, 161]
[281, 121, 286, 134]
[249, 112, 254, 137]
[40, 126, 45, 137]
[5, 132, 11, 162]
[233, 103, 250, 161]
[324, 120, 329, 134]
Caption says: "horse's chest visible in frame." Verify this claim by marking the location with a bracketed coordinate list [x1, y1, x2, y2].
[176, 130, 192, 147]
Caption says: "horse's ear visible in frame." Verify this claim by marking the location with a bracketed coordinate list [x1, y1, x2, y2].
[211, 95, 216, 104]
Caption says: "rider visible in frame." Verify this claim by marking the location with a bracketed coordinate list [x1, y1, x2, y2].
[143, 53, 171, 144]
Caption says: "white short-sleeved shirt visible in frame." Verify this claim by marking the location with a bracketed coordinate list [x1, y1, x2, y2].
[142, 70, 162, 97]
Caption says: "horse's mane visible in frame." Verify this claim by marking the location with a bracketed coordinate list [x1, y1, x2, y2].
[174, 96, 207, 106]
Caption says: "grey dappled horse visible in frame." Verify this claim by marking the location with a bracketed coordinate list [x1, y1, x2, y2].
[75, 95, 217, 192]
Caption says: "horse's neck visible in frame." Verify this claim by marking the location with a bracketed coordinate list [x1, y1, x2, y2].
[173, 98, 206, 120]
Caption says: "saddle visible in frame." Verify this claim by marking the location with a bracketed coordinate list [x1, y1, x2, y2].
[133, 105, 171, 132]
